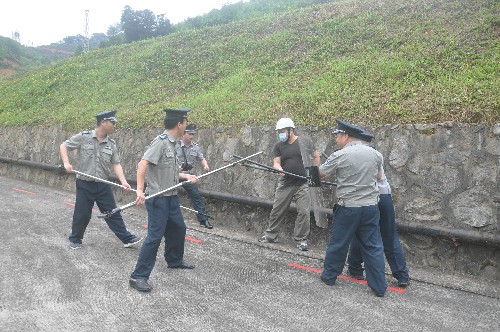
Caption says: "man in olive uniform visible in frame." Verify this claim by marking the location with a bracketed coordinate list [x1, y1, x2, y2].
[319, 120, 387, 297]
[129, 108, 198, 293]
[60, 110, 142, 250]
[176, 123, 213, 229]
[346, 129, 410, 288]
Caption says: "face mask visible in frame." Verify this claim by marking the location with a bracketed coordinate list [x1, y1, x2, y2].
[278, 132, 288, 142]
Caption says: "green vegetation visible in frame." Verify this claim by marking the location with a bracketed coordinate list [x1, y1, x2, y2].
[0, 36, 71, 76]
[0, 0, 498, 130]
[177, 0, 335, 31]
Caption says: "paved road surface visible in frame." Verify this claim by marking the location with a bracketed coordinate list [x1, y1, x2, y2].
[0, 176, 498, 331]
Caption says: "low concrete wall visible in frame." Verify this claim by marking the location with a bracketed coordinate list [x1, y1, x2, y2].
[0, 123, 499, 280]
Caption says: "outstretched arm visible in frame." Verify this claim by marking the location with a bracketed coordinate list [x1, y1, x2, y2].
[201, 159, 209, 172]
[135, 159, 148, 205]
[112, 163, 131, 191]
[59, 143, 73, 173]
[312, 150, 321, 167]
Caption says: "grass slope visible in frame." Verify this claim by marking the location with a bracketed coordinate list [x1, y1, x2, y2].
[0, 36, 71, 77]
[0, 0, 498, 130]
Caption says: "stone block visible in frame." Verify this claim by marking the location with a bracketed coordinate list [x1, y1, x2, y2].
[403, 196, 443, 222]
[450, 188, 496, 228]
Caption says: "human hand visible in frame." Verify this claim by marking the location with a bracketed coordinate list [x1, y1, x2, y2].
[122, 182, 132, 192]
[188, 174, 198, 184]
[64, 163, 73, 173]
[274, 166, 285, 176]
[135, 191, 146, 205]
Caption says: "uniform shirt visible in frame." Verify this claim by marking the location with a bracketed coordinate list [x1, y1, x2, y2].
[273, 136, 316, 186]
[176, 140, 205, 174]
[378, 165, 392, 195]
[320, 140, 382, 207]
[64, 130, 120, 180]
[370, 147, 391, 195]
[143, 131, 179, 196]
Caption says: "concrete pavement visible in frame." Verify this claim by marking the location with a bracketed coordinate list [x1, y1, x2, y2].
[0, 175, 498, 331]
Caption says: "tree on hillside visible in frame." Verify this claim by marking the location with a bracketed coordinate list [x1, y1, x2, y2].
[107, 24, 122, 37]
[56, 35, 87, 55]
[155, 14, 174, 36]
[89, 33, 108, 49]
[98, 24, 125, 48]
[120, 6, 173, 43]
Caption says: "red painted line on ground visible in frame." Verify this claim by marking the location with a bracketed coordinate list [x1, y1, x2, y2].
[288, 263, 322, 273]
[338, 274, 368, 285]
[13, 187, 36, 195]
[185, 236, 202, 243]
[288, 263, 406, 293]
[386, 285, 406, 293]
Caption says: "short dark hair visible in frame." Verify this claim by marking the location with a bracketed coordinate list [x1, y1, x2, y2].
[164, 117, 186, 129]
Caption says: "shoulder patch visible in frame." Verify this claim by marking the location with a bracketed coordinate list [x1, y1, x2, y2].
[80, 130, 91, 135]
[159, 133, 168, 140]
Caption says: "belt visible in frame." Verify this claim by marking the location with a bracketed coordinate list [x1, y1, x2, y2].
[337, 197, 379, 207]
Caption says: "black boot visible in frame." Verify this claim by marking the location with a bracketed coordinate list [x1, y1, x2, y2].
[200, 220, 213, 229]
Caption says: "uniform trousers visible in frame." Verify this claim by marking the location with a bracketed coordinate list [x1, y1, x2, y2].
[131, 195, 186, 280]
[265, 181, 310, 242]
[322, 204, 387, 295]
[182, 182, 208, 223]
[347, 194, 409, 282]
[69, 179, 134, 244]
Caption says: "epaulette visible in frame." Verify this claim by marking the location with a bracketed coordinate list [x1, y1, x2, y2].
[80, 130, 91, 135]
[108, 137, 116, 143]
[159, 133, 168, 140]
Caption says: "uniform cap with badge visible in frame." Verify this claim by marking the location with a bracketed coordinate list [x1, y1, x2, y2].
[163, 107, 191, 119]
[185, 124, 197, 134]
[96, 110, 118, 123]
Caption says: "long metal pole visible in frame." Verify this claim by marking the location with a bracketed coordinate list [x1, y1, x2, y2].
[97, 151, 263, 218]
[72, 170, 212, 219]
[233, 154, 336, 186]
[73, 170, 126, 188]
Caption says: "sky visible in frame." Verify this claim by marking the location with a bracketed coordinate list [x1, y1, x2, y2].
[0, 0, 245, 47]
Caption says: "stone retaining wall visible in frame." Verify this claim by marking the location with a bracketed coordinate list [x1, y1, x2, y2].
[0, 123, 498, 279]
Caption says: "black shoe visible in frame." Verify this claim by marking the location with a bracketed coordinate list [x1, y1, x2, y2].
[124, 235, 143, 248]
[69, 242, 82, 250]
[258, 235, 277, 243]
[346, 271, 365, 280]
[168, 261, 195, 269]
[200, 220, 213, 229]
[320, 273, 336, 286]
[375, 292, 385, 297]
[296, 241, 309, 251]
[129, 278, 152, 292]
[397, 279, 409, 288]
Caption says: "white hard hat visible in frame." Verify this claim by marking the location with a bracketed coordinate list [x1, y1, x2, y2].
[275, 118, 295, 130]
